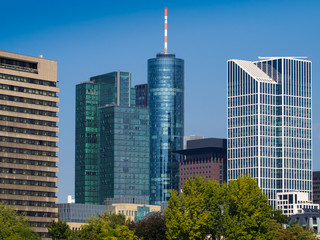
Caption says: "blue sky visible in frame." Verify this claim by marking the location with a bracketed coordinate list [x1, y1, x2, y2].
[1, 0, 319, 203]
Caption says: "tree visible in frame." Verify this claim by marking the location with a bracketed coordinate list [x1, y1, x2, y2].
[222, 175, 275, 240]
[0, 202, 40, 240]
[165, 175, 315, 240]
[108, 213, 127, 228]
[271, 209, 290, 225]
[48, 220, 72, 240]
[275, 222, 316, 240]
[129, 212, 167, 240]
[74, 212, 140, 240]
[165, 176, 223, 240]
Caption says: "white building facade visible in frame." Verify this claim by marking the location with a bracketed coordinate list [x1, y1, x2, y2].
[227, 57, 312, 207]
[277, 192, 318, 216]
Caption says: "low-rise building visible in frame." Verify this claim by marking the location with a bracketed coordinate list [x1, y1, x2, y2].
[106, 203, 161, 222]
[277, 192, 319, 216]
[290, 208, 320, 234]
[175, 138, 227, 189]
[313, 171, 320, 204]
[57, 203, 107, 224]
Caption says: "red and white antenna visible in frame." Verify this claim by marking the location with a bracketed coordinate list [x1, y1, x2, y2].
[164, 7, 168, 53]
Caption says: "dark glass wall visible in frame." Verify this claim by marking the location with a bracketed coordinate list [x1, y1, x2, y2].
[75, 83, 99, 204]
[76, 71, 149, 205]
[135, 84, 148, 108]
[98, 106, 150, 204]
[148, 53, 184, 205]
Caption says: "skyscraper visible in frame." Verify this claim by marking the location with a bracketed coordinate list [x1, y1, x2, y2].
[0, 50, 59, 239]
[148, 8, 184, 205]
[135, 84, 148, 108]
[75, 71, 149, 205]
[227, 57, 312, 207]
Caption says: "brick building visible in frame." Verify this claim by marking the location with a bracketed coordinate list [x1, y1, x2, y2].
[175, 138, 227, 190]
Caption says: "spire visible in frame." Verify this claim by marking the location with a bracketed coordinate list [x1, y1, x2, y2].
[164, 7, 168, 53]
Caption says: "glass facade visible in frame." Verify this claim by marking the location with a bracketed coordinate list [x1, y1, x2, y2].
[58, 203, 106, 223]
[75, 83, 99, 204]
[227, 58, 312, 207]
[135, 84, 148, 108]
[75, 71, 149, 205]
[98, 106, 149, 204]
[148, 53, 184, 205]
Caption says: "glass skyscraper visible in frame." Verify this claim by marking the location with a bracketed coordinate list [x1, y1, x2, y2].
[148, 53, 184, 205]
[75, 71, 149, 205]
[98, 106, 149, 205]
[227, 57, 312, 207]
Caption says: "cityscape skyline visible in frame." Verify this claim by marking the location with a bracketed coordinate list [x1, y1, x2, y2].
[1, 0, 319, 202]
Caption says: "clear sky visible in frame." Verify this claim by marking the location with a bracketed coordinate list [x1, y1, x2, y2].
[1, 0, 319, 203]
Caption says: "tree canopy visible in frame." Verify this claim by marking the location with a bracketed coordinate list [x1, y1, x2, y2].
[129, 212, 167, 240]
[0, 203, 40, 240]
[48, 220, 72, 240]
[71, 212, 140, 240]
[165, 175, 316, 240]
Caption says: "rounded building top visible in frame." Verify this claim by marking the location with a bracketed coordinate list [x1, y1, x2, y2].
[156, 53, 176, 58]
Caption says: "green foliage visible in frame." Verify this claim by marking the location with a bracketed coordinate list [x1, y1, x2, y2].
[271, 209, 290, 224]
[275, 223, 316, 240]
[129, 212, 166, 240]
[165, 175, 316, 240]
[223, 175, 274, 240]
[165, 176, 223, 240]
[108, 213, 127, 229]
[72, 212, 140, 240]
[0, 202, 40, 240]
[48, 220, 72, 240]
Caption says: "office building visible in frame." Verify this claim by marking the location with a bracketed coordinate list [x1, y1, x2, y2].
[148, 8, 184, 205]
[175, 138, 227, 189]
[75, 71, 149, 205]
[148, 53, 184, 205]
[98, 105, 149, 205]
[106, 203, 161, 222]
[58, 203, 106, 223]
[227, 57, 312, 207]
[183, 135, 204, 149]
[0, 50, 59, 239]
[276, 192, 318, 216]
[135, 84, 148, 108]
[290, 208, 320, 234]
[313, 171, 320, 204]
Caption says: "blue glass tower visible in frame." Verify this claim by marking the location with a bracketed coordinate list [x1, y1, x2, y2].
[148, 53, 184, 205]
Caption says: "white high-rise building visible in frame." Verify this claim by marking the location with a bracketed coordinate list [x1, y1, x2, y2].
[227, 57, 312, 208]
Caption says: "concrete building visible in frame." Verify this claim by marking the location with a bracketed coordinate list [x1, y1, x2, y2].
[175, 138, 227, 190]
[276, 192, 319, 216]
[0, 50, 59, 239]
[313, 171, 320, 204]
[183, 135, 204, 149]
[290, 208, 320, 234]
[105, 203, 161, 222]
[75, 71, 149, 205]
[227, 57, 312, 207]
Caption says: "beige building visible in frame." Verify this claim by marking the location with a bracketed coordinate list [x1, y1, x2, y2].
[106, 203, 161, 221]
[0, 50, 59, 239]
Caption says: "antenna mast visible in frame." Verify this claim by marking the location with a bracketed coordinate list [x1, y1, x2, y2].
[164, 7, 168, 53]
